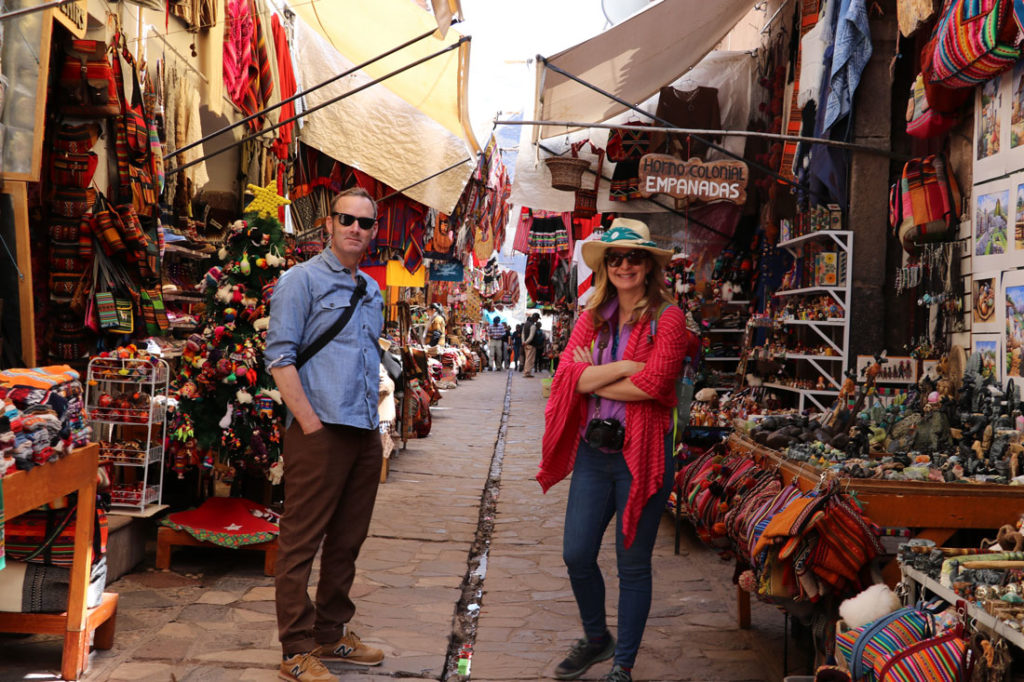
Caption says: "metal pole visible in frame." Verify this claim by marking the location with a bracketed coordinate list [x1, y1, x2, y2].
[164, 37, 470, 177]
[495, 119, 908, 161]
[164, 25, 445, 161]
[537, 143, 730, 239]
[0, 0, 75, 22]
[379, 158, 474, 204]
[537, 57, 831, 201]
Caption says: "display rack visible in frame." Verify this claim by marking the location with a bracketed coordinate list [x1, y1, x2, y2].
[84, 356, 170, 516]
[703, 299, 750, 392]
[768, 230, 853, 411]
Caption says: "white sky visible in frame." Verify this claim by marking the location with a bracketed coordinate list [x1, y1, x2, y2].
[458, 0, 610, 145]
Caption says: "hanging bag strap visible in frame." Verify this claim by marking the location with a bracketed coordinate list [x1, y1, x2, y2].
[296, 275, 368, 370]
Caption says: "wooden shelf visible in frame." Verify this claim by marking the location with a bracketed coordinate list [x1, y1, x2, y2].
[0, 445, 118, 680]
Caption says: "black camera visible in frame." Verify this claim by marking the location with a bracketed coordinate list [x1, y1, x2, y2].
[585, 418, 625, 450]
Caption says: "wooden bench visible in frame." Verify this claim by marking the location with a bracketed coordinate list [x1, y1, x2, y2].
[155, 526, 278, 576]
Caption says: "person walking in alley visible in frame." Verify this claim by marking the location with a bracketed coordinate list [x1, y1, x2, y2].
[266, 186, 386, 681]
[537, 219, 698, 682]
[522, 315, 537, 377]
[488, 316, 507, 371]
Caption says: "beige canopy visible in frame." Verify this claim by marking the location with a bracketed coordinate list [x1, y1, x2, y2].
[292, 0, 477, 151]
[536, 0, 754, 140]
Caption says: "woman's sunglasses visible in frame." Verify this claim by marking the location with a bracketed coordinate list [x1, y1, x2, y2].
[332, 212, 377, 230]
[605, 249, 650, 268]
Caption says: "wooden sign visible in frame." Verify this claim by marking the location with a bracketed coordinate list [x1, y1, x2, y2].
[52, 1, 89, 38]
[638, 154, 748, 205]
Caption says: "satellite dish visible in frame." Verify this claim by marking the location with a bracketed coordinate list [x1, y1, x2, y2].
[600, 0, 650, 25]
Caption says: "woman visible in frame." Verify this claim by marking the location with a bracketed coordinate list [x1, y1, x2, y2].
[538, 219, 698, 682]
[425, 303, 446, 346]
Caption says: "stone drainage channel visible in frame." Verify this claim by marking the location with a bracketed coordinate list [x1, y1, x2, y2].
[441, 371, 514, 681]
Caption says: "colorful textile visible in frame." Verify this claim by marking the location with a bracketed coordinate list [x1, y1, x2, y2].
[385, 261, 426, 288]
[270, 13, 296, 159]
[528, 216, 570, 254]
[539, 305, 697, 548]
[780, 2, 820, 181]
[824, 0, 872, 132]
[1, 482, 5, 571]
[160, 496, 278, 548]
[0, 366, 80, 390]
[224, 0, 255, 108]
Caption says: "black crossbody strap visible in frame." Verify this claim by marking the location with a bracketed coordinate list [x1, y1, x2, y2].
[295, 275, 368, 370]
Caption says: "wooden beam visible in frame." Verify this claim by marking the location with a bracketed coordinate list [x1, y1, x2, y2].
[5, 182, 35, 366]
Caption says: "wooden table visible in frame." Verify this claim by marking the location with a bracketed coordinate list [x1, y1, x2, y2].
[726, 433, 1024, 629]
[0, 445, 119, 680]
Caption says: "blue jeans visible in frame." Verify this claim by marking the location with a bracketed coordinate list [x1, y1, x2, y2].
[562, 432, 674, 668]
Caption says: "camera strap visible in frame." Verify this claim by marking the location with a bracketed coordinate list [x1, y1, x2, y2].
[592, 324, 620, 417]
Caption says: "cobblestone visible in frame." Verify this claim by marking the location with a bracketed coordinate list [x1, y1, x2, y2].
[0, 371, 799, 681]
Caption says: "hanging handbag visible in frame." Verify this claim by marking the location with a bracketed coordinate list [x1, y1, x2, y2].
[139, 288, 169, 334]
[53, 122, 102, 154]
[51, 151, 99, 188]
[111, 31, 157, 216]
[572, 140, 604, 219]
[889, 154, 962, 255]
[51, 186, 97, 218]
[928, 0, 1021, 88]
[88, 194, 127, 256]
[908, 33, 970, 138]
[57, 40, 120, 116]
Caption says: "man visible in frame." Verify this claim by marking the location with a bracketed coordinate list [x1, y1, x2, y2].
[512, 323, 523, 371]
[522, 316, 536, 378]
[531, 313, 546, 374]
[266, 186, 386, 682]
[488, 316, 506, 371]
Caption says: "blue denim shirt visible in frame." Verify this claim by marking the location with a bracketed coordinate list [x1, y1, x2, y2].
[264, 249, 384, 430]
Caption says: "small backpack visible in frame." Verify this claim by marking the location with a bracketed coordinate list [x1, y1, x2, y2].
[888, 153, 962, 255]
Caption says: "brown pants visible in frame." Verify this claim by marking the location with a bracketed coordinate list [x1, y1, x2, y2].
[275, 422, 382, 654]
[523, 345, 536, 375]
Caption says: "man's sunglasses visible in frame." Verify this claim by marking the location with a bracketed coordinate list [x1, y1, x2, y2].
[332, 212, 376, 230]
[605, 249, 650, 267]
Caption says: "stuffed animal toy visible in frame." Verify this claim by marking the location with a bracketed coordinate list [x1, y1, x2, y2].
[838, 583, 901, 629]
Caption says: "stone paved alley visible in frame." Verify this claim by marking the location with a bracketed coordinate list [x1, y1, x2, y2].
[0, 371, 797, 682]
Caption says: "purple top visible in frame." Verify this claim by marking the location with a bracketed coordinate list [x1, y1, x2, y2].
[581, 298, 632, 439]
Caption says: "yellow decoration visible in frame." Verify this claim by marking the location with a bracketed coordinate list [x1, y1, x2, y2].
[243, 181, 291, 218]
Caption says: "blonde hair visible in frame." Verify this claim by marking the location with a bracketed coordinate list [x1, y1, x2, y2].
[585, 257, 673, 330]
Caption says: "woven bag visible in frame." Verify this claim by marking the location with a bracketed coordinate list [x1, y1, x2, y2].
[572, 140, 604, 218]
[929, 0, 1020, 88]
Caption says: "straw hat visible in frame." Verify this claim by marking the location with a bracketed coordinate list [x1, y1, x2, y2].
[581, 218, 673, 271]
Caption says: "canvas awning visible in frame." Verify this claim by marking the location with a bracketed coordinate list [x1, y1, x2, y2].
[511, 50, 756, 214]
[292, 0, 477, 152]
[293, 18, 475, 214]
[536, 0, 753, 140]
